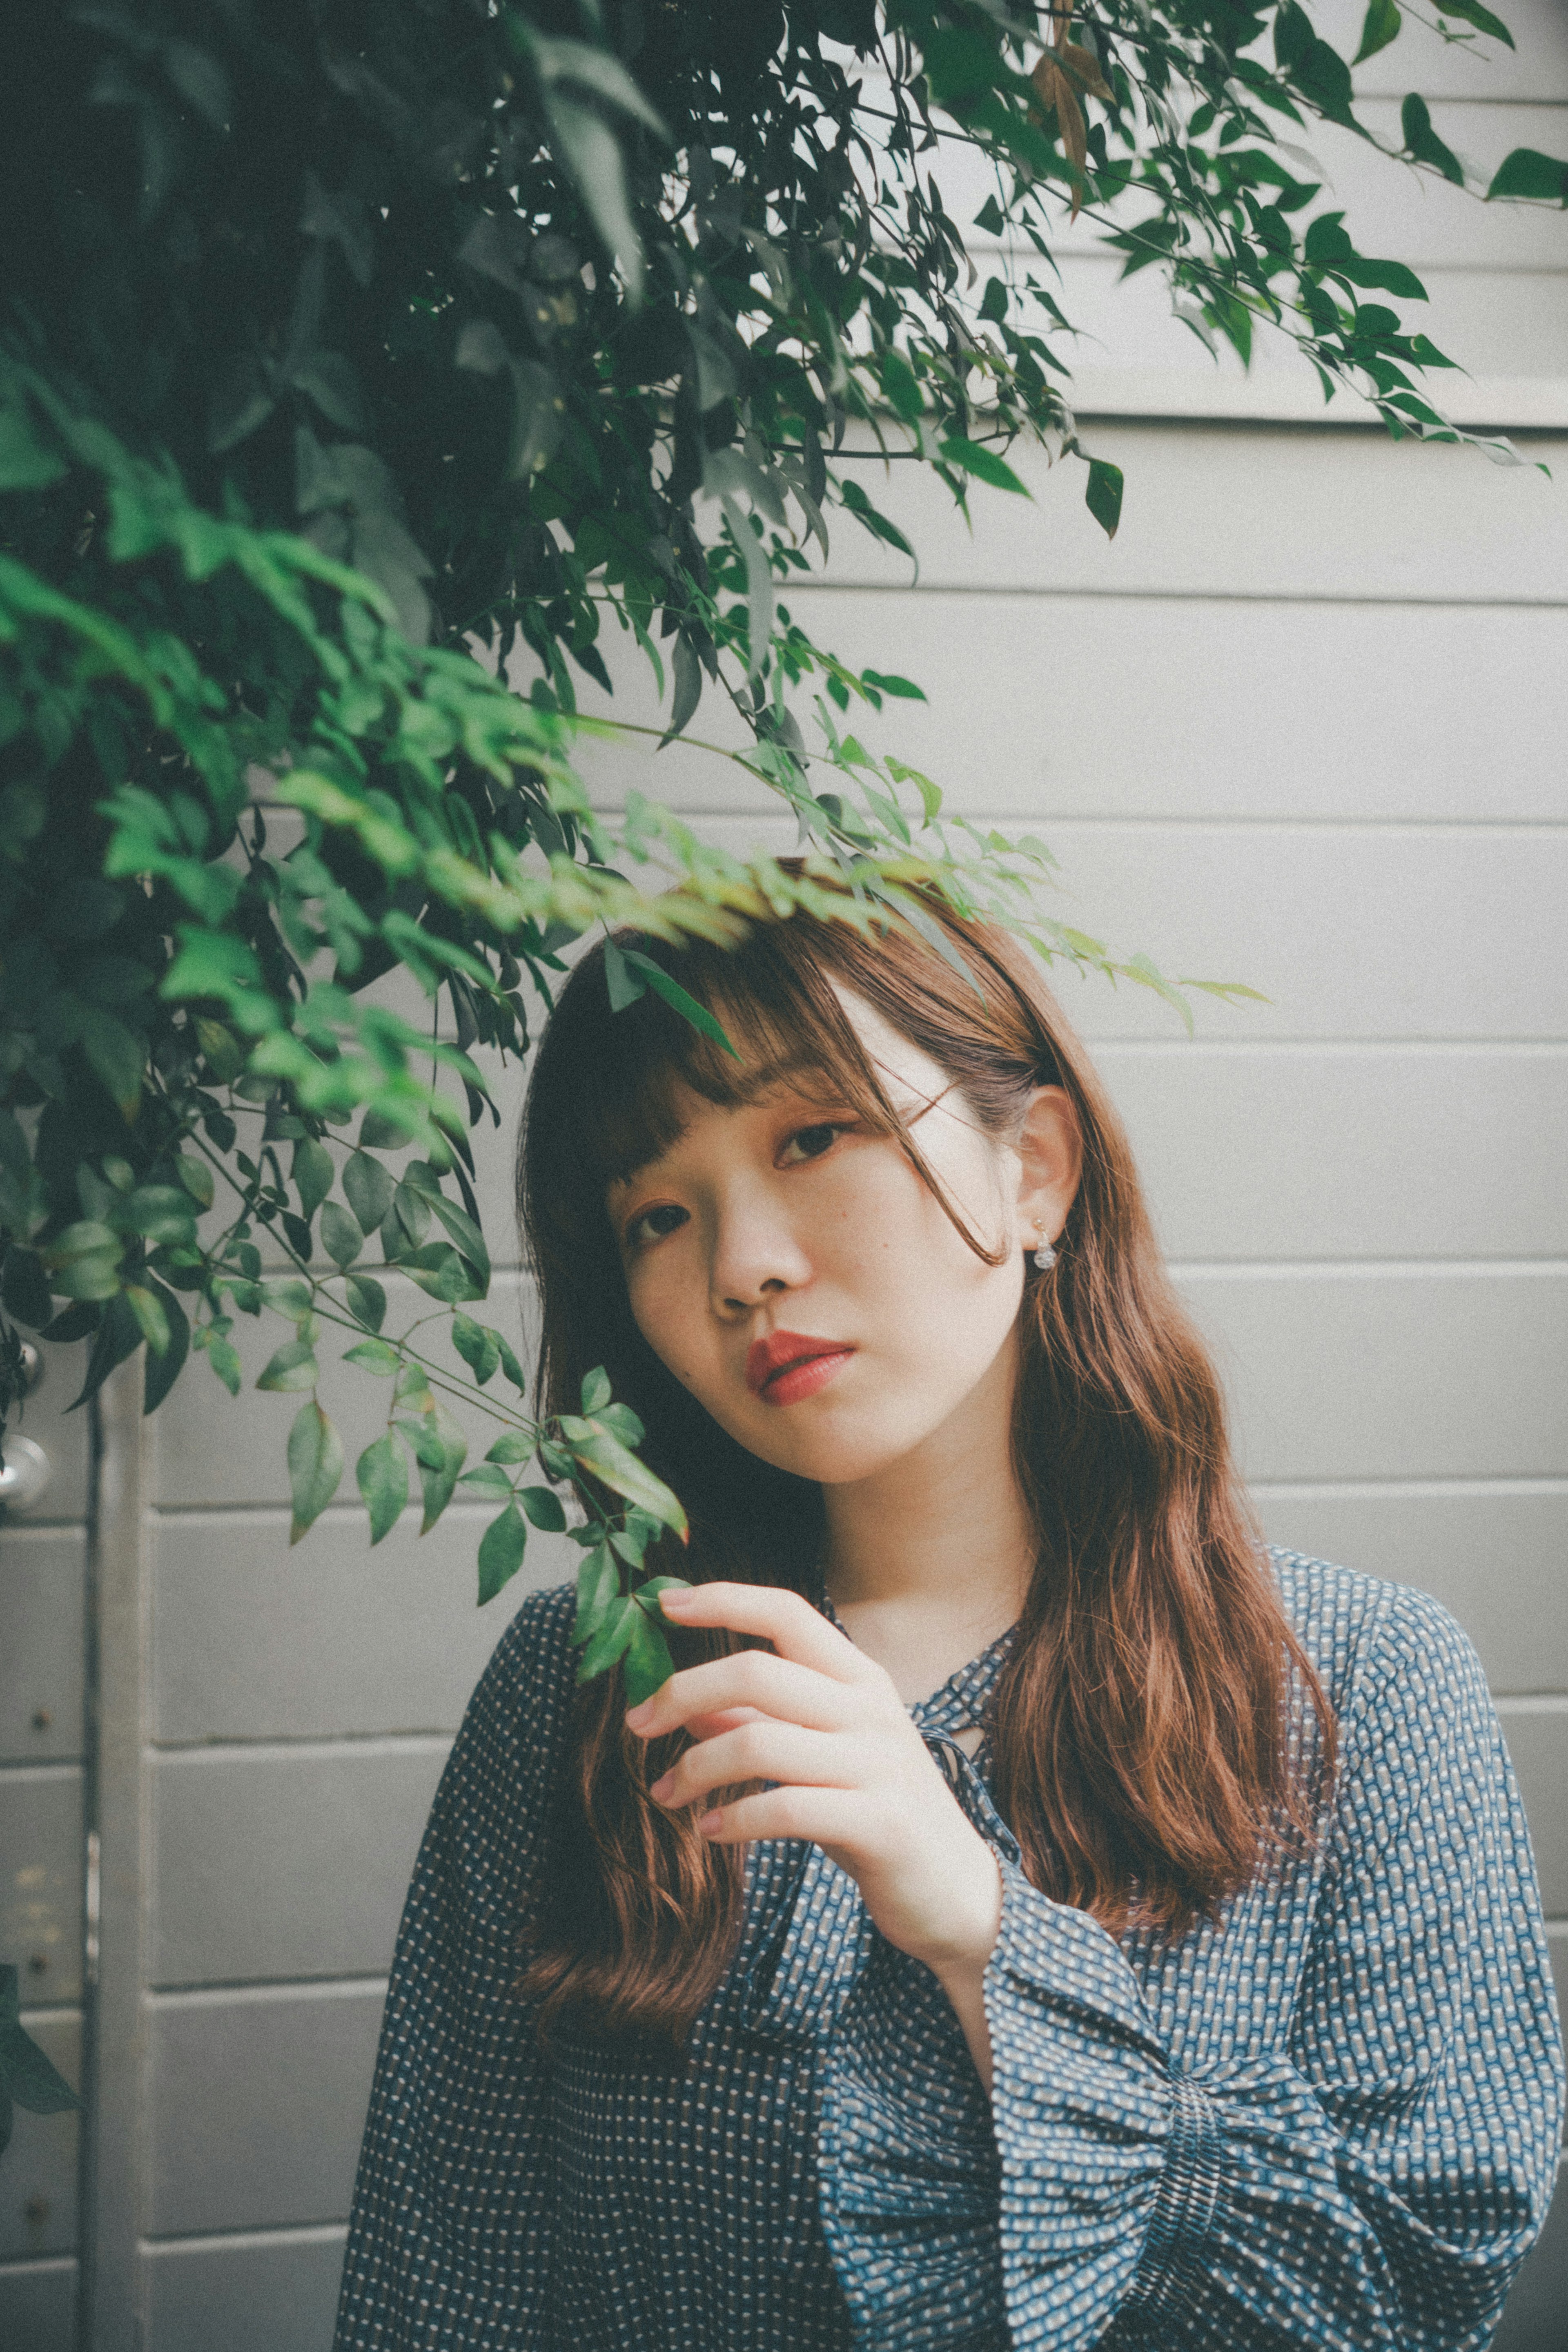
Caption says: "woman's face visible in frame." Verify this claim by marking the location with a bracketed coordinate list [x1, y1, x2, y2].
[606, 988, 1080, 1488]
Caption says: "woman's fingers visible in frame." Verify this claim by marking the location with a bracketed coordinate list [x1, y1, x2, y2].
[694, 1783, 870, 1850]
[627, 1644, 873, 1740]
[657, 1582, 880, 1684]
[648, 1719, 854, 1809]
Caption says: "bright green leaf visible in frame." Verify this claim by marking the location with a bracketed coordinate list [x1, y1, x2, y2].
[520, 1483, 568, 1529]
[257, 1337, 318, 1391]
[343, 1337, 401, 1373]
[621, 1609, 675, 1706]
[937, 436, 1029, 496]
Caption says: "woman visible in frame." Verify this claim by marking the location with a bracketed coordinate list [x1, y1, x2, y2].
[335, 892, 1564, 2351]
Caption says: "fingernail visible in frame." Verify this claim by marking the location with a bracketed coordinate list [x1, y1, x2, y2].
[649, 1771, 676, 1802]
[698, 1809, 723, 1835]
[660, 1587, 695, 1608]
[625, 1699, 654, 1731]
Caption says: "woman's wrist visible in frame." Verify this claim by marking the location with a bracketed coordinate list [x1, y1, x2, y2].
[913, 1837, 1004, 1983]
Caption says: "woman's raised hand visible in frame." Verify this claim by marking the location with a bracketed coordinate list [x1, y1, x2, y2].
[624, 1582, 1003, 1988]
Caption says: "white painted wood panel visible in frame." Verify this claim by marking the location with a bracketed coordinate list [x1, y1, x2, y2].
[151, 1743, 448, 1988]
[567, 589, 1568, 824]
[1333, 0, 1568, 101]
[148, 1986, 383, 2236]
[1182, 1266, 1568, 1482]
[0, 1768, 82, 2009]
[0, 2256, 76, 2352]
[0, 2013, 78, 2262]
[153, 1509, 566, 1743]
[797, 426, 1568, 600]
[0, 1529, 85, 1766]
[1098, 1046, 1568, 1260]
[145, 2229, 344, 2352]
[681, 811, 1568, 1044]
[1254, 1486, 1568, 1693]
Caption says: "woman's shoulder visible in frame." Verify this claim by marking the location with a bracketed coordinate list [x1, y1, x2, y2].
[1264, 1544, 1488, 1728]
[451, 1578, 579, 1777]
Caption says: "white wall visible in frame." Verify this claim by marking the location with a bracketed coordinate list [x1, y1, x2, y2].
[2, 3, 1564, 2342]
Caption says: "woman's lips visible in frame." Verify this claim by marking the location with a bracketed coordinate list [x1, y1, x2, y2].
[745, 1330, 855, 1407]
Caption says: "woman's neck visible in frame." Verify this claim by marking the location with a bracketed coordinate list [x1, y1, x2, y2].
[820, 1334, 1036, 1704]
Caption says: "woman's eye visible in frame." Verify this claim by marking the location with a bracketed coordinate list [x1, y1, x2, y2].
[778, 1121, 848, 1166]
[626, 1203, 688, 1251]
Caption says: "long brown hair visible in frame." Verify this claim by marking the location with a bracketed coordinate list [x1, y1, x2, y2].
[517, 885, 1337, 2044]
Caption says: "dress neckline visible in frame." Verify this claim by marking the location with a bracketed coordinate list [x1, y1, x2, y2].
[815, 1584, 1018, 1736]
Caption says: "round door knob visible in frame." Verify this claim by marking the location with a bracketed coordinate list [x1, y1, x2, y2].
[0, 1434, 52, 1512]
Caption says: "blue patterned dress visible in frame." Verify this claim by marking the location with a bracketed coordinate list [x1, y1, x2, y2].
[334, 1552, 1564, 2350]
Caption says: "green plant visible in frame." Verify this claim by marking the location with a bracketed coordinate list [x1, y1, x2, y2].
[0, 0, 1556, 1681]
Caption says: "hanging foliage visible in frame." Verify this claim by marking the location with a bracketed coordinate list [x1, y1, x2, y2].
[0, 0, 1552, 1654]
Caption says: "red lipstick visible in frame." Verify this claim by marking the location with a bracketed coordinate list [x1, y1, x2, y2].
[745, 1329, 855, 1407]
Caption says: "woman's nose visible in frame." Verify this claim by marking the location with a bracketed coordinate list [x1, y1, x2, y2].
[708, 1197, 812, 1315]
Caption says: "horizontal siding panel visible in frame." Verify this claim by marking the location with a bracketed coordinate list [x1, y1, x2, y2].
[1497, 1705, 1568, 1915]
[1343, 0, 1568, 102]
[0, 1768, 82, 2006]
[145, 2229, 344, 2352]
[152, 1272, 536, 1510]
[1180, 1268, 1568, 1483]
[684, 813, 1568, 1044]
[0, 2258, 76, 2352]
[1098, 1046, 1568, 1261]
[149, 1986, 383, 2237]
[571, 591, 1568, 825]
[798, 426, 1568, 602]
[1255, 1487, 1568, 1695]
[154, 1508, 566, 1744]
[0, 1528, 85, 1765]
[152, 1745, 447, 1988]
[0, 2014, 78, 2261]
[1023, 821, 1567, 1044]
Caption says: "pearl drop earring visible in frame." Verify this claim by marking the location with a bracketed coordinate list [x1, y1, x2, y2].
[1032, 1237, 1057, 1272]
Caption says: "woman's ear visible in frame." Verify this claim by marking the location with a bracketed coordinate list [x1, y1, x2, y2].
[1013, 1085, 1083, 1251]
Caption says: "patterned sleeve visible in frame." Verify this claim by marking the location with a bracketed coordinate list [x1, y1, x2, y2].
[821, 1586, 1565, 2352]
[333, 1584, 577, 2352]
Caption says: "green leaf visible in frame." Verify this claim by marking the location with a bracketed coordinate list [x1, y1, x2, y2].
[452, 1312, 501, 1384]
[521, 1483, 568, 1529]
[343, 1337, 401, 1374]
[573, 1538, 621, 1643]
[1085, 457, 1124, 540]
[566, 1420, 688, 1538]
[124, 1284, 170, 1356]
[879, 349, 923, 422]
[1487, 147, 1568, 203]
[1438, 0, 1514, 45]
[619, 950, 740, 1058]
[345, 1274, 387, 1333]
[319, 1200, 363, 1269]
[207, 1333, 243, 1396]
[860, 671, 926, 702]
[287, 1400, 344, 1541]
[621, 1609, 675, 1707]
[257, 1337, 318, 1391]
[260, 1277, 314, 1321]
[477, 1502, 528, 1603]
[417, 1400, 468, 1532]
[177, 1153, 215, 1210]
[581, 1364, 612, 1414]
[141, 1282, 189, 1413]
[1401, 94, 1464, 186]
[494, 1332, 528, 1390]
[356, 1431, 408, 1543]
[576, 1592, 638, 1679]
[937, 436, 1029, 496]
[292, 1135, 334, 1221]
[485, 1430, 534, 1465]
[634, 1573, 694, 1611]
[1353, 0, 1401, 60]
[343, 1150, 395, 1234]
[458, 1461, 514, 1492]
